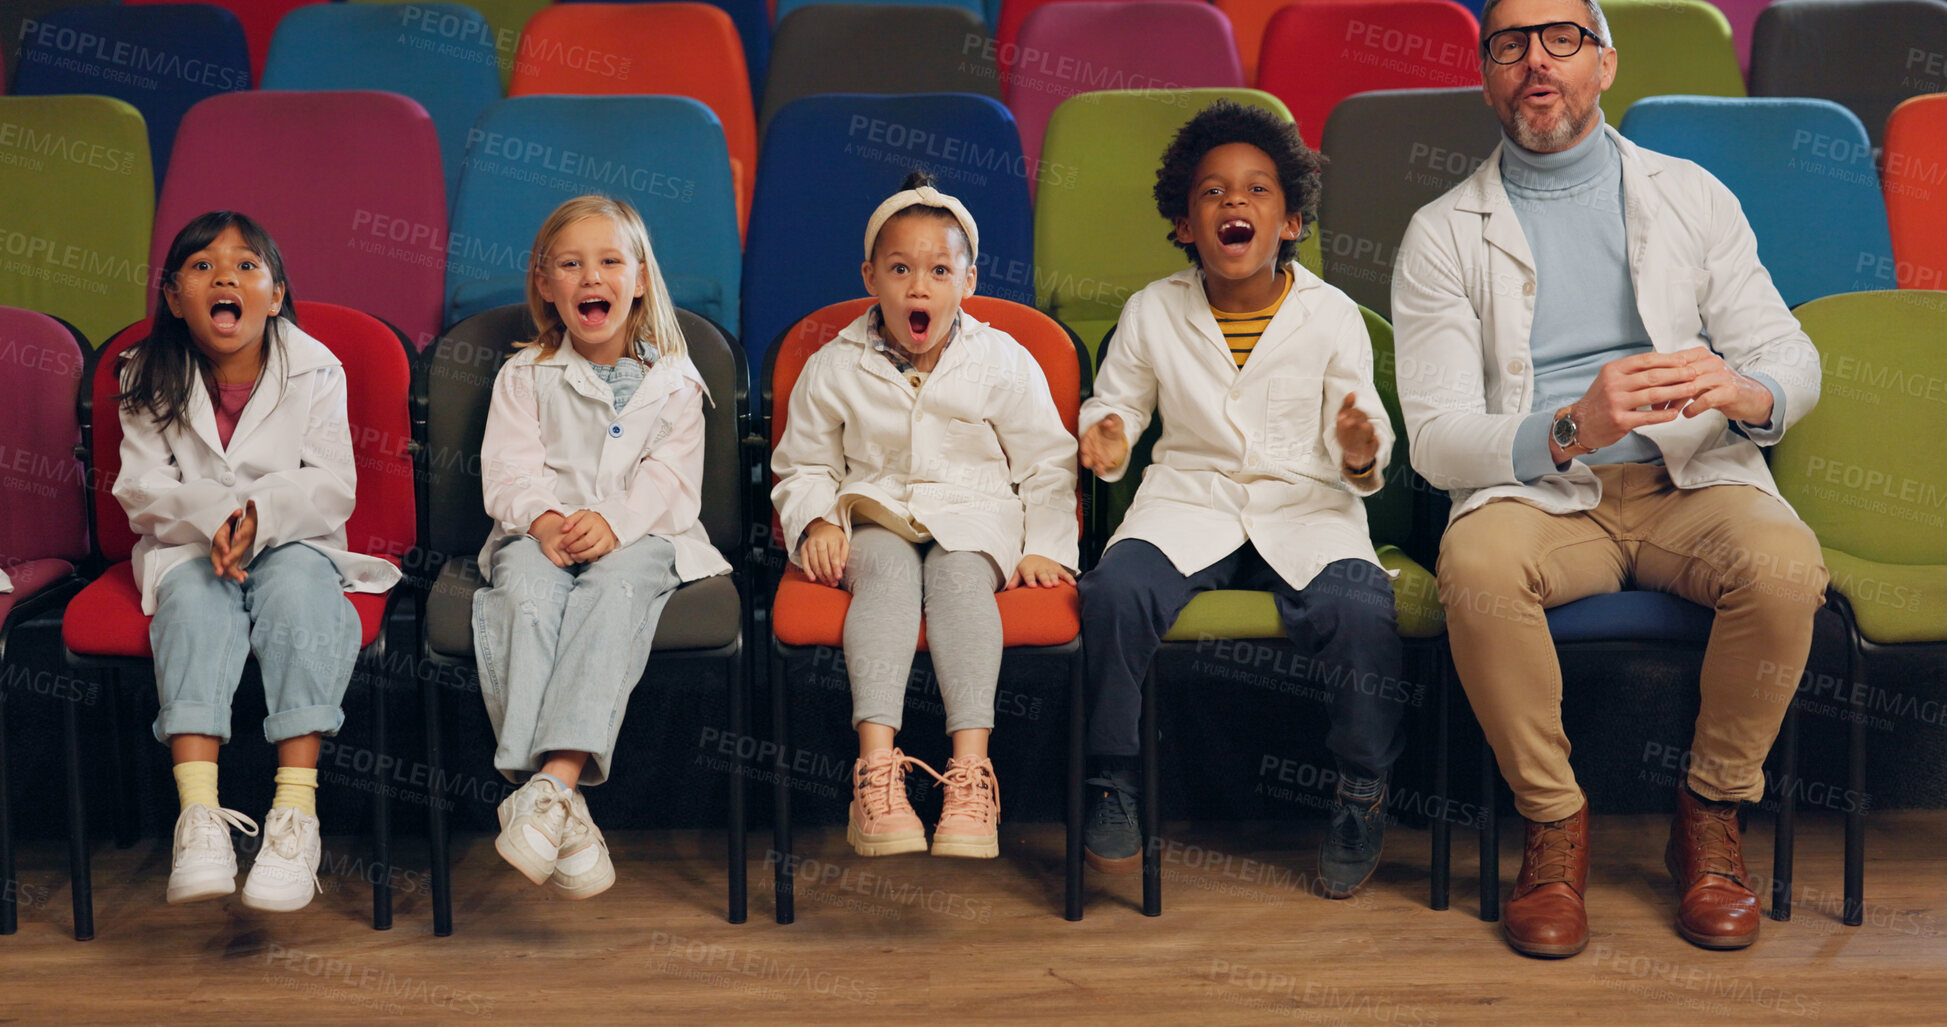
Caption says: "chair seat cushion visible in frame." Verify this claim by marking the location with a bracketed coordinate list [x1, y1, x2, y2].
[1544, 590, 1713, 645]
[63, 559, 395, 658]
[0, 559, 77, 628]
[424, 558, 742, 659]
[1823, 547, 1947, 646]
[770, 565, 1079, 649]
[1157, 546, 1446, 642]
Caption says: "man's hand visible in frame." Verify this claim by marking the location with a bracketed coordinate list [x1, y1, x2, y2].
[1558, 351, 1708, 459]
[1006, 554, 1076, 590]
[1671, 346, 1774, 427]
[529, 511, 572, 568]
[559, 510, 619, 563]
[1335, 394, 1380, 475]
[209, 500, 258, 583]
[801, 519, 849, 586]
[1079, 414, 1129, 475]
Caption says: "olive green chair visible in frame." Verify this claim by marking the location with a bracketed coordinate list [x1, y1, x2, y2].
[1773, 290, 1947, 926]
[1598, 0, 1746, 126]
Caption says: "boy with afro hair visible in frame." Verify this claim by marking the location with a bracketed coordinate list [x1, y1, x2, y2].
[1076, 99, 1408, 898]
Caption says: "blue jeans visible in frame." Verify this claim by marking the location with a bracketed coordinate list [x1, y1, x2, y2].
[472, 535, 681, 786]
[150, 543, 361, 744]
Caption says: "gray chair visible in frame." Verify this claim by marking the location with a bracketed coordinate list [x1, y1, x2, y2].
[1318, 87, 1503, 321]
[758, 4, 999, 142]
[1751, 0, 1947, 150]
[414, 304, 751, 935]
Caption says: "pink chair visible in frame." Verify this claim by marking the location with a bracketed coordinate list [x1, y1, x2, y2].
[1009, 1, 1244, 179]
[1257, 0, 1481, 148]
[995, 0, 1202, 82]
[152, 91, 447, 350]
[1712, 0, 1774, 81]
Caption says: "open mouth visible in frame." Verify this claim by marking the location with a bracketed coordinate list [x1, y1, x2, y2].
[209, 299, 242, 332]
[908, 309, 931, 344]
[1217, 218, 1255, 249]
[576, 298, 611, 327]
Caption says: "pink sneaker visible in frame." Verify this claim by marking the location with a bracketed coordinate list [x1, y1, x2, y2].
[848, 748, 932, 857]
[932, 754, 1000, 859]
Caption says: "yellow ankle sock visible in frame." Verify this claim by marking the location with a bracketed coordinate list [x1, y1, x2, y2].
[173, 761, 219, 811]
[272, 767, 318, 817]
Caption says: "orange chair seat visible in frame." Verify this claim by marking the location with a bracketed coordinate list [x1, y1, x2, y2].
[771, 565, 1079, 650]
[63, 559, 396, 659]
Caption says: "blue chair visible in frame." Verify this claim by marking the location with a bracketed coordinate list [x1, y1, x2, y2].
[742, 93, 1034, 379]
[1620, 96, 1893, 306]
[11, 4, 249, 187]
[774, 0, 987, 27]
[578, 0, 773, 106]
[445, 95, 742, 336]
[262, 2, 502, 206]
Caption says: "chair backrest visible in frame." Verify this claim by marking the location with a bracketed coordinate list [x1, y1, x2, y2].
[421, 303, 747, 565]
[348, 0, 543, 91]
[999, 0, 1202, 81]
[509, 2, 755, 232]
[11, 4, 250, 187]
[759, 5, 999, 140]
[1772, 290, 1947, 568]
[2, 0, 103, 86]
[1710, 0, 1773, 80]
[1033, 87, 1292, 356]
[1009, 2, 1244, 174]
[744, 93, 1036, 380]
[775, 0, 987, 27]
[1598, 0, 1745, 126]
[1257, 0, 1481, 149]
[0, 307, 88, 568]
[87, 301, 416, 565]
[125, 0, 325, 85]
[1211, 0, 1292, 86]
[1883, 94, 1947, 292]
[1619, 96, 1892, 307]
[154, 90, 446, 351]
[445, 95, 743, 337]
[263, 3, 502, 207]
[0, 96, 154, 347]
[1752, 0, 1947, 151]
[1318, 87, 1502, 319]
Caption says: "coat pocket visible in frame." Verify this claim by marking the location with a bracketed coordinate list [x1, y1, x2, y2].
[1261, 375, 1324, 465]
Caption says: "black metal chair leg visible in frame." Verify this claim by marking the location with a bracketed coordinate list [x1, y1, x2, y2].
[1843, 635, 1866, 927]
[1430, 644, 1450, 912]
[1140, 664, 1160, 917]
[1771, 698, 1796, 921]
[1479, 731, 1499, 923]
[771, 645, 793, 925]
[105, 671, 137, 849]
[369, 656, 392, 931]
[1064, 649, 1084, 922]
[726, 646, 747, 925]
[63, 690, 93, 941]
[424, 668, 451, 937]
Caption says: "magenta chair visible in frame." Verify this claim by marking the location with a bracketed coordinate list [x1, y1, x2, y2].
[0, 307, 91, 936]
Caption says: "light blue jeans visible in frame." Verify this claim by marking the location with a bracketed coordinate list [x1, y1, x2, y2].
[150, 542, 360, 744]
[472, 535, 681, 786]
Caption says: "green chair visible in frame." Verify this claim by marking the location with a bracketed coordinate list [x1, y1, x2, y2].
[0, 96, 152, 346]
[1772, 290, 1947, 927]
[1033, 88, 1322, 360]
[1598, 0, 1746, 126]
[1080, 305, 1447, 916]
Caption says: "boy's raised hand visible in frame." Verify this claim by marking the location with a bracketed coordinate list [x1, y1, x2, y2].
[1335, 394, 1380, 475]
[209, 500, 259, 583]
[801, 519, 849, 586]
[1079, 413, 1129, 475]
[560, 510, 618, 563]
[1006, 554, 1076, 590]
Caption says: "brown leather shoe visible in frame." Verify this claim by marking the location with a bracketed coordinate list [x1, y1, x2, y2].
[1502, 798, 1590, 958]
[1666, 787, 1762, 949]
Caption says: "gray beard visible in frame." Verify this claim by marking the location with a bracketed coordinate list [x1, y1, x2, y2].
[1511, 102, 1593, 153]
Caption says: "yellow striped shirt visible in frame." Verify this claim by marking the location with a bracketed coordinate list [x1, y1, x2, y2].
[1211, 271, 1293, 369]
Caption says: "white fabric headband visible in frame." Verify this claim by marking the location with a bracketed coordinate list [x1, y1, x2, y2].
[862, 185, 980, 264]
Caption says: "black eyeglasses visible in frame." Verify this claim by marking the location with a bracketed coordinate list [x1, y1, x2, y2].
[1481, 22, 1605, 64]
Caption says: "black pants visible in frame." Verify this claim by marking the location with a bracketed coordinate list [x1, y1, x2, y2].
[1077, 539, 1407, 781]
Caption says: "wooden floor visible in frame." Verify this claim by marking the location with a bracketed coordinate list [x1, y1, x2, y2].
[7, 811, 1946, 1024]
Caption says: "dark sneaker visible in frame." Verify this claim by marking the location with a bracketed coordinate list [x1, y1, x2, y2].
[1318, 779, 1387, 899]
[1083, 770, 1141, 875]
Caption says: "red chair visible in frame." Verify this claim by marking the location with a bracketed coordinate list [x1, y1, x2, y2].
[61, 302, 415, 939]
[1883, 94, 1947, 291]
[762, 296, 1091, 922]
[510, 2, 756, 237]
[126, 0, 325, 85]
[1257, 0, 1482, 148]
[0, 307, 90, 937]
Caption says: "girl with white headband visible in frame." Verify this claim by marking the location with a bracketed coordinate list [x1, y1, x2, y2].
[772, 171, 1079, 860]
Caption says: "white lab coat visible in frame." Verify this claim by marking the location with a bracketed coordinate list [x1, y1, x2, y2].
[114, 325, 403, 615]
[770, 311, 1080, 578]
[1080, 262, 1394, 590]
[1391, 125, 1821, 524]
[477, 343, 732, 583]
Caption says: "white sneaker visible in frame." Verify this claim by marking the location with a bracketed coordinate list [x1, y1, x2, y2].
[242, 807, 323, 912]
[166, 804, 257, 905]
[549, 790, 615, 900]
[496, 777, 572, 886]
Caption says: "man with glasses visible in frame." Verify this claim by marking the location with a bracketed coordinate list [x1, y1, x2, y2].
[1392, 0, 1827, 958]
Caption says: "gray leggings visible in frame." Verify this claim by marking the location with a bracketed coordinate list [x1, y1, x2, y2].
[841, 524, 1003, 734]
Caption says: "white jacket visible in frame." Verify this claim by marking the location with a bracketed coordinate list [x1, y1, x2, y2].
[1392, 125, 1821, 524]
[1080, 263, 1394, 590]
[114, 325, 403, 614]
[477, 343, 732, 583]
[770, 311, 1080, 578]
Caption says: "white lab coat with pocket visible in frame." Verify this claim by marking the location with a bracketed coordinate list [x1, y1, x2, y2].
[1080, 262, 1394, 591]
[114, 324, 403, 615]
[770, 310, 1080, 579]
